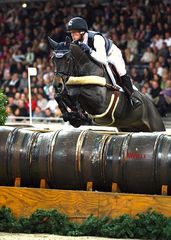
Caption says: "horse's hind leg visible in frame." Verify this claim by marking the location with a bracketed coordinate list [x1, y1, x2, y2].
[136, 93, 165, 132]
[145, 118, 165, 132]
[118, 122, 153, 132]
[145, 103, 166, 132]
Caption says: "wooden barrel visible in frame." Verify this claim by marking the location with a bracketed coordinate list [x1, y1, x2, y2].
[0, 126, 16, 185]
[78, 129, 110, 191]
[29, 130, 55, 187]
[47, 129, 111, 190]
[0, 127, 42, 187]
[104, 132, 171, 194]
[0, 127, 112, 190]
[46, 129, 83, 189]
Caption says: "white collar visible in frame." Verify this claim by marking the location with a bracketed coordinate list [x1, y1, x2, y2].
[83, 32, 88, 44]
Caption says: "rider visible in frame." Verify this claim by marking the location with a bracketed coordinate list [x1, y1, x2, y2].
[67, 17, 141, 109]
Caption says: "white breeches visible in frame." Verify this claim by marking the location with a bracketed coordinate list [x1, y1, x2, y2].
[107, 44, 127, 77]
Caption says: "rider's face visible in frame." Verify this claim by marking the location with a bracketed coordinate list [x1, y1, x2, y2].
[70, 31, 81, 41]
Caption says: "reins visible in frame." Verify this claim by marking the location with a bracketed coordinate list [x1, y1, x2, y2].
[53, 44, 120, 93]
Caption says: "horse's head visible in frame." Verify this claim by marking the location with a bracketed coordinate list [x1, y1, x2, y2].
[49, 36, 72, 81]
[48, 36, 104, 85]
[48, 36, 71, 94]
[49, 36, 86, 93]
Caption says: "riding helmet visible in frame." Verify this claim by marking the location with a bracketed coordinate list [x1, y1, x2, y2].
[67, 17, 88, 32]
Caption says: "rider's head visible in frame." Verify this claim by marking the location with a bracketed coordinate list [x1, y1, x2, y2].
[67, 17, 88, 42]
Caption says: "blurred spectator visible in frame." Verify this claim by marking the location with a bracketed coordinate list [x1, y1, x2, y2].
[44, 97, 59, 114]
[12, 49, 25, 63]
[43, 108, 55, 123]
[144, 24, 153, 45]
[25, 93, 37, 114]
[153, 80, 171, 117]
[141, 67, 153, 83]
[35, 39, 47, 59]
[9, 73, 20, 89]
[124, 48, 135, 65]
[161, 70, 170, 89]
[14, 99, 28, 121]
[150, 80, 162, 99]
[18, 70, 28, 92]
[150, 34, 164, 50]
[140, 85, 152, 100]
[36, 93, 48, 110]
[6, 106, 15, 122]
[119, 33, 127, 50]
[127, 33, 138, 57]
[141, 47, 156, 64]
[1, 72, 11, 89]
[7, 95, 18, 114]
[130, 67, 142, 85]
[33, 106, 45, 122]
[158, 42, 169, 59]
[135, 23, 145, 49]
[25, 47, 35, 65]
[164, 32, 171, 47]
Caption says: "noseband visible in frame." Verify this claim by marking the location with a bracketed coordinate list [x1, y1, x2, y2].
[53, 50, 79, 82]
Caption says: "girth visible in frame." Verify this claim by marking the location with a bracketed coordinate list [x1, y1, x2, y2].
[90, 92, 119, 126]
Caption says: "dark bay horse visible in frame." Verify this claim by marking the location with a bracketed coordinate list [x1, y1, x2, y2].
[48, 36, 165, 132]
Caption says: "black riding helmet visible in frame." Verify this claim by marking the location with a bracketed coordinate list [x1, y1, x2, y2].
[67, 17, 88, 32]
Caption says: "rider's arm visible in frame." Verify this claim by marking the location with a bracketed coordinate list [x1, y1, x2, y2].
[90, 35, 108, 65]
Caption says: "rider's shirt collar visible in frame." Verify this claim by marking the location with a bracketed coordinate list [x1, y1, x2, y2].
[82, 32, 88, 44]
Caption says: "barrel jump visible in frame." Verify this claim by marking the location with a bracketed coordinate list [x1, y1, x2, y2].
[0, 125, 171, 220]
[0, 126, 170, 195]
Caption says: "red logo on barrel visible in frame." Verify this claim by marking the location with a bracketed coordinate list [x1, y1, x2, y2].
[126, 152, 146, 159]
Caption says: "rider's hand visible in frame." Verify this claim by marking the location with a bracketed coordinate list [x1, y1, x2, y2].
[79, 43, 92, 54]
[73, 40, 79, 45]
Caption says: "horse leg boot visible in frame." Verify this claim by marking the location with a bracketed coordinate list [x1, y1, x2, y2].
[120, 74, 142, 109]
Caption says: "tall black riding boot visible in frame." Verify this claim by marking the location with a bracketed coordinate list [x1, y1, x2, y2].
[120, 74, 142, 109]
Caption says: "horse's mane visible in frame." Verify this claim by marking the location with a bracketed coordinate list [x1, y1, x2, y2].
[70, 43, 103, 69]
[52, 40, 104, 77]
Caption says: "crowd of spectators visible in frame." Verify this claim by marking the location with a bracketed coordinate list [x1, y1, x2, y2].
[0, 0, 171, 123]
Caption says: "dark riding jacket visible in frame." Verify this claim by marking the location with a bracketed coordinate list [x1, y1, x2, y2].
[87, 31, 113, 55]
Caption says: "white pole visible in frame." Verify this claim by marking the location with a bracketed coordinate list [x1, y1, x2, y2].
[27, 67, 37, 125]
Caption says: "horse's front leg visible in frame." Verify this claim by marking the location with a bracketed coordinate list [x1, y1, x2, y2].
[55, 93, 82, 127]
[55, 93, 70, 122]
[72, 98, 92, 126]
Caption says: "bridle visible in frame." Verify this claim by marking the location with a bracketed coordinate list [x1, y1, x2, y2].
[53, 51, 71, 78]
[52, 49, 79, 87]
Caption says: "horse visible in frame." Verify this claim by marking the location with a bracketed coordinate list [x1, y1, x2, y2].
[48, 36, 165, 132]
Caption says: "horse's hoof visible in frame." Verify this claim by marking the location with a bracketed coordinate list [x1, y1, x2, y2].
[62, 114, 69, 122]
[70, 121, 81, 128]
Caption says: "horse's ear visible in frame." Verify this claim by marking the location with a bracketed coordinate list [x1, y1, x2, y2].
[48, 36, 58, 49]
[65, 36, 71, 47]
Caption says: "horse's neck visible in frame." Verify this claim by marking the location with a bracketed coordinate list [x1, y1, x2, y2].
[71, 45, 104, 77]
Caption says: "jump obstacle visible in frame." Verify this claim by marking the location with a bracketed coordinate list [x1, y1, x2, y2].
[0, 126, 171, 221]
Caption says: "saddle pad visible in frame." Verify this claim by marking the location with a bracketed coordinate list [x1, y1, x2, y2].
[66, 76, 106, 86]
